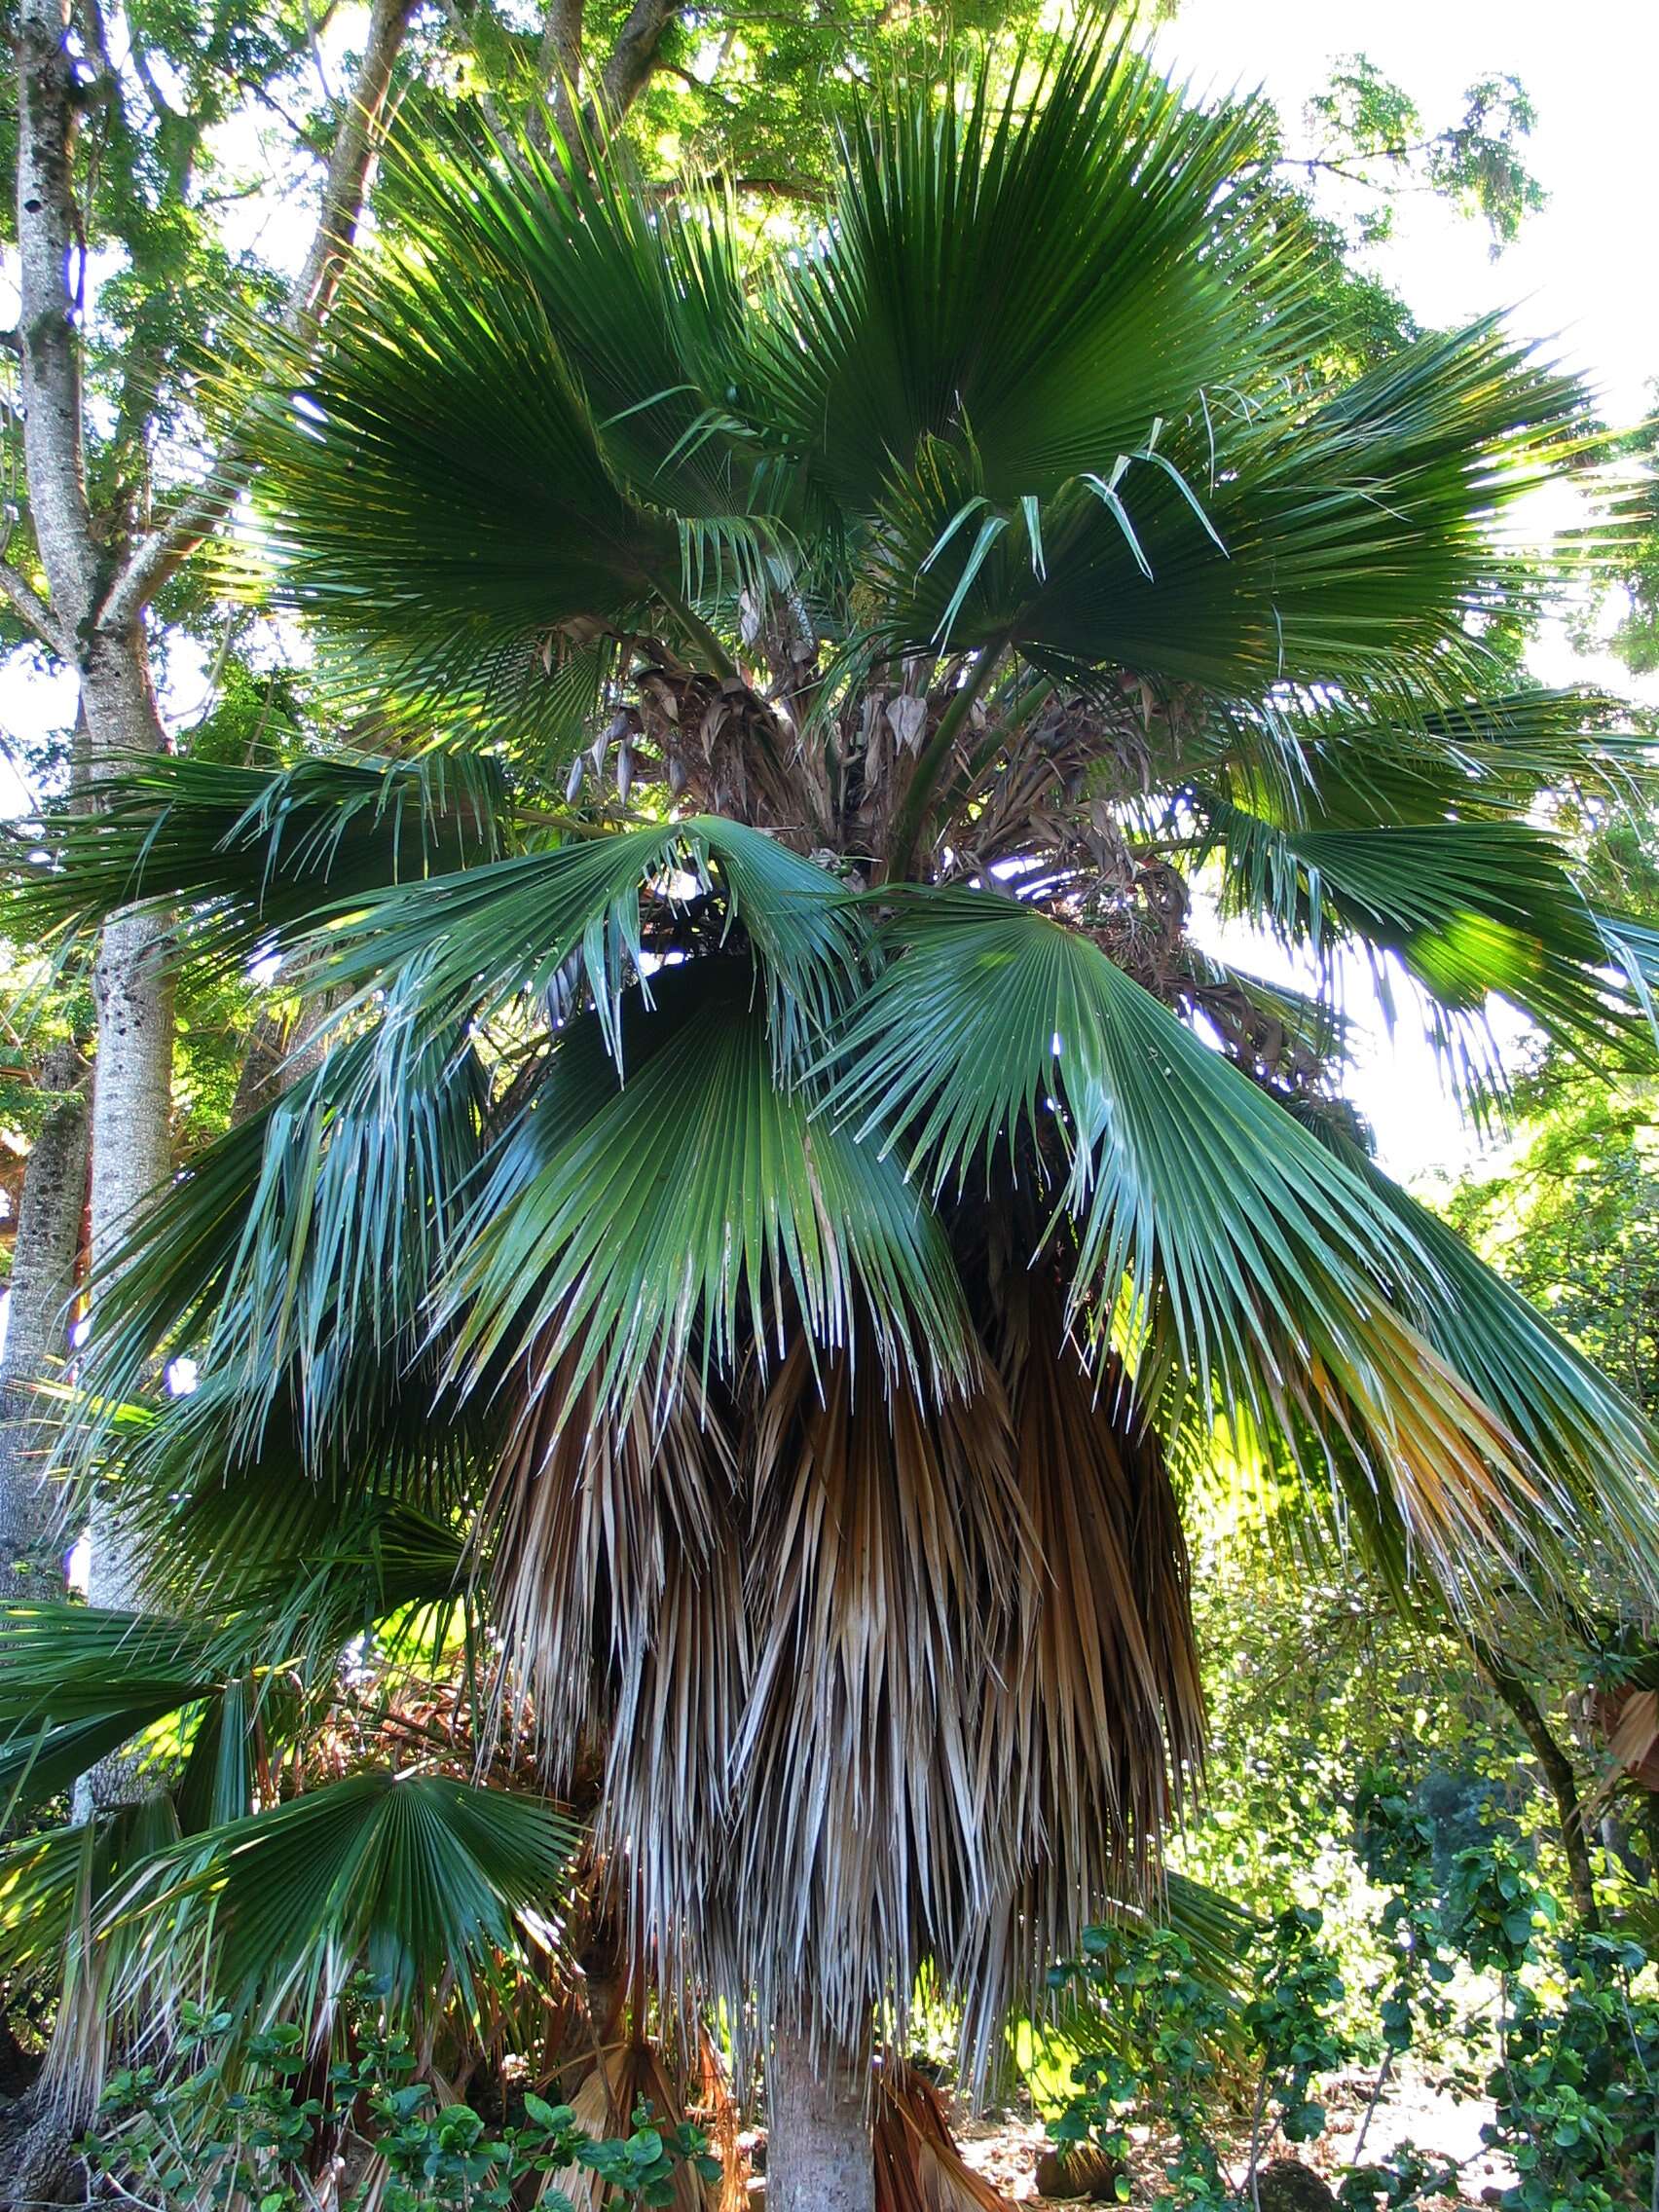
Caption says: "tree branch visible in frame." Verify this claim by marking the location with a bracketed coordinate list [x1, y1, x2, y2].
[14, 0, 101, 643]
[599, 0, 682, 123]
[527, 0, 586, 154]
[95, 0, 416, 635]
[0, 559, 69, 653]
[434, 0, 539, 182]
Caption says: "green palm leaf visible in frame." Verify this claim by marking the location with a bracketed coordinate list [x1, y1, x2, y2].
[829, 888, 1405, 1384]
[758, 30, 1281, 520]
[1321, 1128, 1659, 1591]
[0, 1802, 182, 1991]
[441, 956, 973, 1408]
[6, 752, 504, 975]
[80, 1012, 487, 1471]
[0, 1608, 218, 1813]
[0, 1495, 470, 1821]
[879, 319, 1586, 691]
[294, 815, 864, 1068]
[1201, 688, 1641, 831]
[826, 888, 1659, 1602]
[1200, 798, 1630, 1054]
[104, 1773, 578, 2026]
[241, 125, 773, 729]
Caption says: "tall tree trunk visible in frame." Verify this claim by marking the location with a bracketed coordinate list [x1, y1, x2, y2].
[766, 2026, 874, 2212]
[229, 991, 337, 1127]
[69, 910, 175, 1812]
[70, 640, 178, 1816]
[0, 1045, 89, 1603]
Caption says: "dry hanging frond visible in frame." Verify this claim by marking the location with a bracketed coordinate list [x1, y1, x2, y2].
[957, 1267, 1204, 2083]
[710, 1335, 1025, 2062]
[873, 2057, 1014, 2212]
[482, 1333, 736, 1759]
[482, 1335, 744, 1998]
[547, 2031, 737, 2212]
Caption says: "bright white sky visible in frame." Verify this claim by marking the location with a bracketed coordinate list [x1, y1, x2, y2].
[1, 0, 1652, 1185]
[1154, 0, 1659, 426]
[1149, 0, 1659, 1185]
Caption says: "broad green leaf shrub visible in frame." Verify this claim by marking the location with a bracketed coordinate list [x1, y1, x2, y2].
[81, 2007, 716, 2212]
[1047, 1792, 1659, 2212]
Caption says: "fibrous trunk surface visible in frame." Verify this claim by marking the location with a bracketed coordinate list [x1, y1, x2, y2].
[768, 2026, 874, 2212]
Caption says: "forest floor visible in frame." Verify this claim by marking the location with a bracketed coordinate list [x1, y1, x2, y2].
[951, 2070, 1512, 2205]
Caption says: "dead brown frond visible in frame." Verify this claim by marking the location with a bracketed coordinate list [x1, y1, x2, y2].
[710, 1334, 1025, 2063]
[959, 1266, 1204, 2083]
[873, 2056, 1014, 2212]
[480, 1276, 1206, 2096]
[482, 1336, 745, 2005]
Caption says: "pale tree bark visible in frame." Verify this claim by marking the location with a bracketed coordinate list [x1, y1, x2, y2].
[14, 4, 165, 1834]
[0, 1044, 88, 1604]
[767, 2026, 875, 2212]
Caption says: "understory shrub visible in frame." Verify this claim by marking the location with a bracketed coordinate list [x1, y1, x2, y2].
[81, 2008, 715, 2212]
[1048, 1783, 1659, 2211]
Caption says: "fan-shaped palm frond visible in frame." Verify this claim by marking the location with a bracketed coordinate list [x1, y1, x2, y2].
[1200, 797, 1631, 1052]
[1203, 688, 1644, 831]
[0, 1798, 185, 2119]
[757, 29, 1282, 523]
[827, 888, 1656, 1606]
[291, 815, 865, 1068]
[5, 752, 505, 976]
[829, 889, 1395, 1389]
[245, 266, 682, 728]
[0, 1609, 219, 1814]
[80, 1007, 487, 1470]
[0, 1493, 471, 1821]
[103, 1772, 579, 2028]
[1320, 1129, 1659, 1594]
[440, 957, 974, 1408]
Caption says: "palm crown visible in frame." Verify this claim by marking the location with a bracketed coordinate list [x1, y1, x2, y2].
[12, 20, 1659, 2154]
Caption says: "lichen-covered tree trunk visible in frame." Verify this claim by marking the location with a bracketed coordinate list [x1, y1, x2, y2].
[71, 905, 176, 1817]
[766, 2026, 874, 2212]
[0, 1045, 88, 1604]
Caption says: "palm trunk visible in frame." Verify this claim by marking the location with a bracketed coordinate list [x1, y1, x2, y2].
[0, 1045, 89, 1602]
[766, 2025, 874, 2212]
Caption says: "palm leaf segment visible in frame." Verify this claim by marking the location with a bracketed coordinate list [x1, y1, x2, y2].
[21, 25, 1659, 2073]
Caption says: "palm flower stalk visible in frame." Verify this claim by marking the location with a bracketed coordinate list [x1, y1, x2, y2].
[9, 28, 1659, 2211]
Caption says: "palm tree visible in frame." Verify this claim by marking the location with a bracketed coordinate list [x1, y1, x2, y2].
[10, 27, 1659, 2211]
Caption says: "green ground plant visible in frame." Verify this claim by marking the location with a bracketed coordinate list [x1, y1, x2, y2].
[1049, 1797, 1659, 2212]
[82, 2007, 714, 2212]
